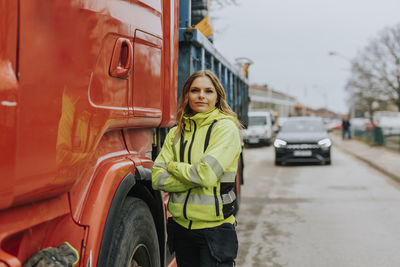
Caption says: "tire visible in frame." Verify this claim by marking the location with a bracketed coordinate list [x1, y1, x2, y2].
[191, 0, 208, 25]
[274, 151, 281, 165]
[326, 151, 331, 165]
[265, 138, 272, 146]
[106, 197, 160, 267]
[191, 0, 208, 9]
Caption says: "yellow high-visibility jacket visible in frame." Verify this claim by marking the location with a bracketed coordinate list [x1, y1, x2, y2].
[152, 108, 242, 229]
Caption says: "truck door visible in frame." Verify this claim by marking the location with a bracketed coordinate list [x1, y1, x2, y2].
[0, 0, 19, 209]
[132, 30, 162, 118]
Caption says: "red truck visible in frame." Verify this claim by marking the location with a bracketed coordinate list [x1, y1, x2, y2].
[0, 1, 248, 266]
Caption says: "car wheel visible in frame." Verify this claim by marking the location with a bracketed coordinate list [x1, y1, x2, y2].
[326, 151, 331, 165]
[104, 197, 160, 267]
[275, 160, 282, 166]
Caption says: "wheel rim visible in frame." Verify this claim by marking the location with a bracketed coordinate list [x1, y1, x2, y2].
[128, 244, 152, 267]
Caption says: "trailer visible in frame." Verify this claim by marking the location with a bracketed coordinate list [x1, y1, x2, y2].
[178, 1, 249, 128]
[0, 1, 248, 266]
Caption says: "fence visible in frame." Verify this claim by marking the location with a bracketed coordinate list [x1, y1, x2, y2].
[352, 127, 400, 152]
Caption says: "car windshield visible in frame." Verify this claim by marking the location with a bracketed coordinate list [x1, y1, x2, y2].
[281, 120, 325, 133]
[249, 116, 266, 126]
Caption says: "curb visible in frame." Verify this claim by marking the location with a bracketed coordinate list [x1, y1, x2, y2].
[333, 142, 400, 184]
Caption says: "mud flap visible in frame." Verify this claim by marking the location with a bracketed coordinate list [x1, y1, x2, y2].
[23, 242, 79, 267]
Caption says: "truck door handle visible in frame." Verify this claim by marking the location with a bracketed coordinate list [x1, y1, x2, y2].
[109, 38, 133, 79]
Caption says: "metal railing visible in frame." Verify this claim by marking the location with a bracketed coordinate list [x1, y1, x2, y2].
[352, 127, 400, 151]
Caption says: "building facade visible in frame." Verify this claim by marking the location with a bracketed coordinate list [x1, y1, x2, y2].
[249, 84, 296, 117]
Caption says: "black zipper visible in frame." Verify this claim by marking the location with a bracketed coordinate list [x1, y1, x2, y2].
[180, 132, 187, 163]
[187, 120, 197, 164]
[204, 119, 217, 152]
[213, 186, 220, 216]
[183, 120, 197, 229]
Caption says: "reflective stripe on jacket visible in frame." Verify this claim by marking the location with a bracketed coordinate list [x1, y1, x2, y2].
[152, 108, 241, 229]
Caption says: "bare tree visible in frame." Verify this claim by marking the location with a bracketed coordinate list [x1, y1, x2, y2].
[346, 57, 386, 122]
[349, 24, 400, 111]
[208, 0, 240, 39]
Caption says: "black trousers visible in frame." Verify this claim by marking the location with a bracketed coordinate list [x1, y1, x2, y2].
[167, 219, 238, 267]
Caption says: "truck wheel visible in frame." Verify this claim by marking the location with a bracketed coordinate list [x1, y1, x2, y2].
[107, 197, 160, 267]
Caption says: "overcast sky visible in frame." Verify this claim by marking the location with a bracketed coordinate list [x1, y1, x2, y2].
[210, 0, 400, 114]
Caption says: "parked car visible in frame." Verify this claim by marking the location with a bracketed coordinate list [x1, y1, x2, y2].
[274, 117, 332, 165]
[243, 111, 274, 146]
[324, 118, 342, 131]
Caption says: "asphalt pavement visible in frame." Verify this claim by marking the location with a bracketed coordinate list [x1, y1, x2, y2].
[330, 133, 400, 183]
[239, 136, 400, 267]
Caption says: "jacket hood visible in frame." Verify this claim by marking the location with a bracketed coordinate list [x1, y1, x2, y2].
[183, 108, 236, 131]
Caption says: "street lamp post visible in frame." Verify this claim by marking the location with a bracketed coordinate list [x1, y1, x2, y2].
[328, 51, 353, 117]
[235, 57, 253, 78]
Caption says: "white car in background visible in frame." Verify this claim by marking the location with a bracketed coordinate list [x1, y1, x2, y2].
[350, 117, 370, 134]
[374, 112, 400, 135]
[243, 111, 274, 146]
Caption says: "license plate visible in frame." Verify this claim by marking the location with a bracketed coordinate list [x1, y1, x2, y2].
[248, 138, 259, 144]
[293, 150, 312, 157]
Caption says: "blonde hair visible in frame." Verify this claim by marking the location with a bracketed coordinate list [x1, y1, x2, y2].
[176, 70, 242, 136]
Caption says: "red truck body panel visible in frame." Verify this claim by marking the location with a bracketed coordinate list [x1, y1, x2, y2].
[0, 0, 19, 212]
[0, 0, 179, 266]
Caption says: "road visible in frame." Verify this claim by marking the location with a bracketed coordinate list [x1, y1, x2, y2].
[236, 145, 400, 267]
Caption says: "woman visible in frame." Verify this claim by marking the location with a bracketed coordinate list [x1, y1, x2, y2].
[152, 70, 242, 267]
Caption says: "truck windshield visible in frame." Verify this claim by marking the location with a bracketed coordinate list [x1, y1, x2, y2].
[249, 116, 267, 126]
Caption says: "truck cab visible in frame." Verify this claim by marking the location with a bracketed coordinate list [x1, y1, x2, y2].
[1, 1, 178, 266]
[0, 1, 248, 266]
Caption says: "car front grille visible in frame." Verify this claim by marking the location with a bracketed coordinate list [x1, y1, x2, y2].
[286, 143, 319, 150]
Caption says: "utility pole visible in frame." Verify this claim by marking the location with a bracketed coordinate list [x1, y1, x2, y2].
[328, 50, 352, 118]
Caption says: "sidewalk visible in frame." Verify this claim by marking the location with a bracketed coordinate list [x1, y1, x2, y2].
[330, 134, 400, 183]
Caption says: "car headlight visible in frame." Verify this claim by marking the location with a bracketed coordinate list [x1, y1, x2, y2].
[318, 138, 332, 148]
[274, 139, 287, 148]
